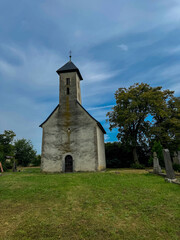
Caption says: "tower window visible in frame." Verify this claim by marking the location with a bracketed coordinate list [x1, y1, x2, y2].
[66, 78, 70, 85]
[67, 87, 70, 95]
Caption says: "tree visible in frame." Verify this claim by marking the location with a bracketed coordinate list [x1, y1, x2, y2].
[151, 96, 180, 151]
[14, 139, 37, 167]
[107, 83, 175, 164]
[151, 140, 164, 167]
[31, 154, 41, 166]
[105, 142, 133, 168]
[0, 130, 16, 169]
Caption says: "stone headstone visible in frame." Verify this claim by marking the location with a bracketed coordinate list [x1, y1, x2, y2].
[178, 151, 180, 165]
[163, 149, 176, 179]
[173, 152, 179, 165]
[12, 160, 17, 172]
[153, 152, 161, 174]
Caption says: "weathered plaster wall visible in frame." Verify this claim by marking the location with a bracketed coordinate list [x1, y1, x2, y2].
[41, 107, 62, 172]
[97, 126, 106, 171]
[41, 103, 98, 172]
[76, 74, 81, 104]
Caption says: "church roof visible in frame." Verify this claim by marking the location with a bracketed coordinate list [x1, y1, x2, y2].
[76, 101, 106, 134]
[39, 102, 106, 134]
[56, 61, 83, 80]
[39, 104, 59, 128]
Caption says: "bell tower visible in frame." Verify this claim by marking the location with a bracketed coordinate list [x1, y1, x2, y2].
[40, 55, 106, 173]
[56, 55, 83, 106]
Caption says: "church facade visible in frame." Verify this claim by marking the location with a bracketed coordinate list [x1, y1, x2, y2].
[40, 58, 106, 172]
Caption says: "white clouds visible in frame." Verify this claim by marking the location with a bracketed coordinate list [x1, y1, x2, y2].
[165, 45, 180, 54]
[1, 44, 63, 90]
[81, 60, 119, 83]
[1, 0, 180, 152]
[87, 105, 114, 111]
[40, 0, 180, 50]
[0, 59, 16, 77]
[160, 63, 180, 79]
[117, 44, 128, 51]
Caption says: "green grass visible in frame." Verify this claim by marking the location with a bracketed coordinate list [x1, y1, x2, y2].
[0, 168, 180, 240]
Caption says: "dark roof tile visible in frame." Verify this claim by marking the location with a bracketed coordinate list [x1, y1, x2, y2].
[56, 61, 83, 80]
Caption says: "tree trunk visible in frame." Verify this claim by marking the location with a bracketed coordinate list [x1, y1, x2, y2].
[133, 147, 139, 164]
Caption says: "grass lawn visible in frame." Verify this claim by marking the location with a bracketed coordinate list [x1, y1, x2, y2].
[0, 168, 180, 240]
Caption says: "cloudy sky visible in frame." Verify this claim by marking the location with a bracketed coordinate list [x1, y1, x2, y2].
[1, 0, 180, 153]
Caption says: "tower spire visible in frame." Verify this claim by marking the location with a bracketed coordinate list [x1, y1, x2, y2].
[69, 50, 72, 61]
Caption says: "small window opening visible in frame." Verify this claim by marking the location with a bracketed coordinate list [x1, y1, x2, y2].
[66, 78, 70, 85]
[67, 87, 70, 95]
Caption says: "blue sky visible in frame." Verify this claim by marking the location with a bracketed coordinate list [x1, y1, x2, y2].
[0, 0, 180, 153]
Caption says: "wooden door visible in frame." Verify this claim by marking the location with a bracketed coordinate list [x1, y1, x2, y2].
[65, 155, 73, 172]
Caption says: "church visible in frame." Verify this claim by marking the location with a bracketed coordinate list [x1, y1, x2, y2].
[40, 56, 106, 172]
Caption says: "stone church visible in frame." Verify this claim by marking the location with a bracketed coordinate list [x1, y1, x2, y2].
[40, 57, 106, 172]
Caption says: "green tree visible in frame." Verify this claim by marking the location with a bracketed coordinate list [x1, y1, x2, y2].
[152, 96, 180, 151]
[151, 140, 164, 166]
[31, 154, 41, 166]
[107, 83, 175, 164]
[15, 139, 37, 167]
[0, 130, 16, 169]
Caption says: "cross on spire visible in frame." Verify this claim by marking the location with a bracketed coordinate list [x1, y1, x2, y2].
[69, 50, 72, 61]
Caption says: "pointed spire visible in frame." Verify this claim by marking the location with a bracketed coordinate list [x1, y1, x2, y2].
[69, 50, 72, 61]
[56, 58, 83, 80]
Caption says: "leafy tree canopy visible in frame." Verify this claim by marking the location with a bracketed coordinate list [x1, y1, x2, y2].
[0, 130, 16, 169]
[15, 139, 37, 167]
[107, 83, 178, 163]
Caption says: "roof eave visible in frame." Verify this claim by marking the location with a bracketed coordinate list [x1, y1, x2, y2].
[76, 101, 106, 134]
[56, 69, 83, 80]
[39, 104, 59, 128]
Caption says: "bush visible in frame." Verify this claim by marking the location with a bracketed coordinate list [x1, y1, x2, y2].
[131, 163, 145, 169]
[173, 163, 180, 172]
[105, 142, 150, 168]
[151, 141, 164, 167]
[105, 142, 133, 168]
[148, 156, 153, 167]
[31, 155, 41, 166]
[15, 139, 37, 167]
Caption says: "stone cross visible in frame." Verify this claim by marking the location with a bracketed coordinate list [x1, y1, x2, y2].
[163, 149, 176, 179]
[173, 152, 179, 165]
[153, 152, 161, 174]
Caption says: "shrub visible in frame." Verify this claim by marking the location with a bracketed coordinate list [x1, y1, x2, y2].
[131, 163, 145, 169]
[151, 141, 164, 167]
[173, 163, 180, 172]
[31, 155, 41, 166]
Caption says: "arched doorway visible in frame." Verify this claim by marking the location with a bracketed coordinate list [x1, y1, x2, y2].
[65, 155, 73, 172]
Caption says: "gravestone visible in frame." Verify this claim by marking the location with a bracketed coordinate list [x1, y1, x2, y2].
[178, 151, 180, 165]
[153, 152, 162, 174]
[163, 149, 176, 179]
[12, 160, 17, 172]
[173, 152, 179, 165]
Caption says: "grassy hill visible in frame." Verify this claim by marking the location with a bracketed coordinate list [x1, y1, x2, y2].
[0, 168, 180, 240]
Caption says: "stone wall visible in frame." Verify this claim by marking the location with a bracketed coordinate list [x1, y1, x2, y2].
[41, 71, 106, 173]
[97, 126, 106, 171]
